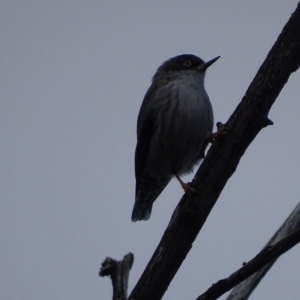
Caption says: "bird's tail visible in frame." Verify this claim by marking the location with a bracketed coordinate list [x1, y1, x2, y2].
[132, 175, 172, 221]
[131, 200, 153, 222]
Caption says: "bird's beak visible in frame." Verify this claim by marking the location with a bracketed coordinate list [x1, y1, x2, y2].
[197, 56, 220, 71]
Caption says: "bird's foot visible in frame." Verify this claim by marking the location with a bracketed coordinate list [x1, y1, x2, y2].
[181, 182, 198, 193]
[207, 122, 228, 144]
[175, 174, 198, 194]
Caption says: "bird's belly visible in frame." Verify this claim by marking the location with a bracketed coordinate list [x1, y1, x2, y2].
[148, 103, 213, 176]
[166, 115, 211, 174]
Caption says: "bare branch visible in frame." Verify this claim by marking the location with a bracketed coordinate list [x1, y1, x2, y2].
[226, 202, 300, 300]
[99, 253, 134, 300]
[196, 202, 300, 300]
[128, 3, 300, 300]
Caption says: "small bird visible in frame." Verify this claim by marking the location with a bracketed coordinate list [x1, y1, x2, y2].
[132, 54, 220, 221]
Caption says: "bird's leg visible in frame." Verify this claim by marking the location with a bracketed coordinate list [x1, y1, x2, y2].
[175, 174, 197, 193]
[209, 122, 228, 143]
[200, 122, 228, 156]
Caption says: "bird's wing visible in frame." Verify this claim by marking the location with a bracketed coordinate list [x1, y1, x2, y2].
[135, 85, 157, 197]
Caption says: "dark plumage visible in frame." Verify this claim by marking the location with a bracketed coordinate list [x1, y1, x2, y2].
[132, 54, 220, 221]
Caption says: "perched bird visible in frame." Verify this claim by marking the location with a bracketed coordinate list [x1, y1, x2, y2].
[132, 54, 220, 221]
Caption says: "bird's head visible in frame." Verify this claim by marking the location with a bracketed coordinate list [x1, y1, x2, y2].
[157, 54, 220, 73]
[152, 54, 220, 83]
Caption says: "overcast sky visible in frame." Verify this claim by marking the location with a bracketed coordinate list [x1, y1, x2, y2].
[1, 1, 300, 300]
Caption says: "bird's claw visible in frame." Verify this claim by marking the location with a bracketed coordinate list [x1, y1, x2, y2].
[207, 123, 228, 143]
[175, 174, 199, 194]
[181, 182, 198, 194]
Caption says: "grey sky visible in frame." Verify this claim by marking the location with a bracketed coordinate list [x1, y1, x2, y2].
[1, 1, 300, 299]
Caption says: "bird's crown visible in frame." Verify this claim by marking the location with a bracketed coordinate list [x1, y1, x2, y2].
[157, 54, 205, 73]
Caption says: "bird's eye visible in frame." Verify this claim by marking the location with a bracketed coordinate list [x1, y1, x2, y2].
[183, 60, 192, 67]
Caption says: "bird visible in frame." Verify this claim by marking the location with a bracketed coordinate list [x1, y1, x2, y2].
[132, 54, 220, 221]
